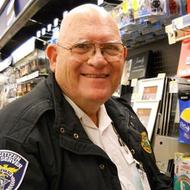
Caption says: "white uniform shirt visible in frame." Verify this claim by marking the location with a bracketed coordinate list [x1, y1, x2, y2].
[65, 96, 150, 190]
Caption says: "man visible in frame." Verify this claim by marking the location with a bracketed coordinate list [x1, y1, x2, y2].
[0, 4, 172, 190]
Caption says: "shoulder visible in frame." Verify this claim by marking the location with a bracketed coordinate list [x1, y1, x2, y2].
[109, 96, 147, 132]
[0, 79, 53, 143]
[108, 95, 134, 113]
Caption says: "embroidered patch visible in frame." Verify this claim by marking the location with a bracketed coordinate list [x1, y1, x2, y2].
[141, 132, 152, 154]
[0, 150, 28, 190]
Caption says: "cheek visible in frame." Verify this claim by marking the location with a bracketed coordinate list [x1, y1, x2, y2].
[54, 56, 69, 86]
[113, 62, 124, 80]
[55, 56, 81, 85]
[112, 63, 125, 90]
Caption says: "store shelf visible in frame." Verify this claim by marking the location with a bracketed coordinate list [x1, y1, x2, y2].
[16, 70, 39, 84]
[0, 56, 12, 72]
[0, 0, 50, 50]
[165, 14, 190, 44]
[11, 37, 44, 64]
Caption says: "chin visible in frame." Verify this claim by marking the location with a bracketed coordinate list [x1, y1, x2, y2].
[87, 92, 112, 103]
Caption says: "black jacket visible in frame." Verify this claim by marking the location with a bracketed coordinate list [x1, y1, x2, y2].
[0, 73, 172, 190]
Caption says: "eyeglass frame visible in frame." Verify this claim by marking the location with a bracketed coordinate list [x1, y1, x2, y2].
[56, 41, 126, 62]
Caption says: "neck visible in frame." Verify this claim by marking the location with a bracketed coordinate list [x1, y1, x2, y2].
[78, 101, 101, 127]
[64, 94, 102, 127]
[87, 111, 99, 127]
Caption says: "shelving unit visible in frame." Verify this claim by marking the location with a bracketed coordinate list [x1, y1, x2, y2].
[0, 0, 50, 51]
[165, 14, 190, 44]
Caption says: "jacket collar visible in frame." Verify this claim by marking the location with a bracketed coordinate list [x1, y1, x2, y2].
[46, 73, 142, 154]
[47, 73, 129, 134]
[46, 73, 90, 140]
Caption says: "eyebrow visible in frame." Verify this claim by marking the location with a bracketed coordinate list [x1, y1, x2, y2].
[73, 40, 123, 44]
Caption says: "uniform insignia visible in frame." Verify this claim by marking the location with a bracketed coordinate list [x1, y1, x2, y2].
[0, 150, 28, 190]
[141, 132, 152, 154]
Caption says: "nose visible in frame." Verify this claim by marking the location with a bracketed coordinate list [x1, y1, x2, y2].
[87, 47, 107, 68]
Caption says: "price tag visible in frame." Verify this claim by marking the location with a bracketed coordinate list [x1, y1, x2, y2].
[97, 0, 104, 5]
[169, 80, 178, 93]
[157, 73, 166, 78]
[131, 78, 138, 87]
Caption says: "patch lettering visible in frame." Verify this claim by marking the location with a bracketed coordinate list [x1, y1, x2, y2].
[0, 150, 28, 190]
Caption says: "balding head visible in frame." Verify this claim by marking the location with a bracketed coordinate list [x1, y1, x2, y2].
[58, 4, 120, 44]
[66, 3, 109, 17]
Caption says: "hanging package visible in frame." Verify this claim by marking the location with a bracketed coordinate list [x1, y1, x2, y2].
[178, 90, 190, 144]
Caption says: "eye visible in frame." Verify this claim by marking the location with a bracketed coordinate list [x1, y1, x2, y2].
[72, 43, 93, 54]
[103, 43, 123, 56]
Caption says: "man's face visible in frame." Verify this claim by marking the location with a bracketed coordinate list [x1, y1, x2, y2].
[49, 13, 126, 106]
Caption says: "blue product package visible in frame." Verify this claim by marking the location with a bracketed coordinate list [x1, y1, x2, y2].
[178, 90, 190, 144]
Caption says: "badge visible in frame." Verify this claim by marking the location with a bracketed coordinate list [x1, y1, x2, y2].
[141, 132, 152, 154]
[0, 150, 28, 190]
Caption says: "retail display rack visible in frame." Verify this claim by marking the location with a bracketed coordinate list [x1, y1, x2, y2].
[165, 14, 190, 44]
[0, 37, 49, 109]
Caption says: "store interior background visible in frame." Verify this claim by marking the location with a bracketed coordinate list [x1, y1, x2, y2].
[0, 0, 190, 185]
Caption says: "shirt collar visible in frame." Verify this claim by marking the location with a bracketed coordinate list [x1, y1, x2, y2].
[64, 95, 112, 132]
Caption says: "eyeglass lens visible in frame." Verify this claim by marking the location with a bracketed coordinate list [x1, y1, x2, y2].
[70, 42, 124, 62]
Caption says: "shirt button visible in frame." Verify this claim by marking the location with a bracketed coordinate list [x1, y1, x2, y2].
[73, 133, 79, 139]
[99, 164, 105, 170]
[60, 128, 65, 134]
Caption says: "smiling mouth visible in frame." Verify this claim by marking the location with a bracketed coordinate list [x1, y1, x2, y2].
[81, 74, 109, 78]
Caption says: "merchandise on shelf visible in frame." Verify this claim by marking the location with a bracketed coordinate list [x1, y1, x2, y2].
[0, 66, 17, 109]
[178, 90, 190, 144]
[15, 56, 49, 98]
[16, 77, 42, 97]
[167, 0, 181, 16]
[0, 36, 50, 108]
[174, 152, 190, 190]
[110, 0, 187, 48]
[165, 13, 190, 44]
[187, 0, 190, 13]
[177, 39, 190, 78]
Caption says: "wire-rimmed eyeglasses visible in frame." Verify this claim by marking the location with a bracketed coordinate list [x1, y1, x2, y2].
[56, 41, 125, 62]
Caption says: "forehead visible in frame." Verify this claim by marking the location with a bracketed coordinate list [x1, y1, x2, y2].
[60, 12, 121, 43]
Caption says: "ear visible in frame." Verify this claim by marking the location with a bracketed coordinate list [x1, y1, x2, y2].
[123, 46, 127, 60]
[46, 44, 57, 72]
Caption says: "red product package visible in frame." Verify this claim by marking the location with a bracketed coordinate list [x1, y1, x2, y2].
[187, 0, 190, 13]
[177, 39, 190, 78]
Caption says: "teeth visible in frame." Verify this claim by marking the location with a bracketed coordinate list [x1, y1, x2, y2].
[82, 74, 108, 78]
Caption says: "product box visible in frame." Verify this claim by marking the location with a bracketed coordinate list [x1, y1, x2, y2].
[187, 0, 190, 13]
[174, 152, 190, 190]
[178, 90, 190, 144]
[150, 0, 166, 15]
[177, 40, 190, 78]
[138, 0, 152, 18]
[167, 0, 181, 16]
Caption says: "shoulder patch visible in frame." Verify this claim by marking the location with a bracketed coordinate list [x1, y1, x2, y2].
[141, 132, 152, 154]
[0, 150, 28, 190]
